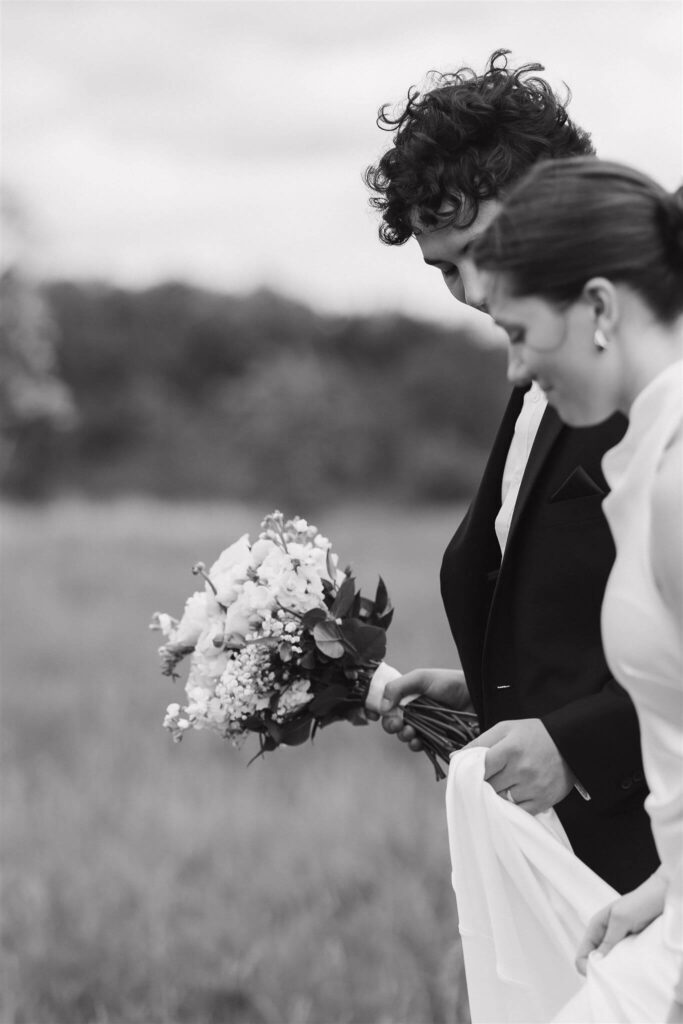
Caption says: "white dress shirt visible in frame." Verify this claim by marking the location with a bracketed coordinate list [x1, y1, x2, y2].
[494, 382, 547, 556]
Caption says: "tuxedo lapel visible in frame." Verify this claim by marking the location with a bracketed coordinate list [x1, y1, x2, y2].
[504, 405, 564, 555]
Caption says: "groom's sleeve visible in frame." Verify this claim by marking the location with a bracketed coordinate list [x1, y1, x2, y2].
[540, 677, 647, 810]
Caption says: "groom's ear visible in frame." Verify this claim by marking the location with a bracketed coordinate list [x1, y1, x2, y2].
[582, 277, 619, 332]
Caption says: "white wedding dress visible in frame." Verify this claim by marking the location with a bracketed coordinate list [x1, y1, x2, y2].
[446, 361, 683, 1023]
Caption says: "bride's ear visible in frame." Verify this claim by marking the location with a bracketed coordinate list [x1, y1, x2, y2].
[582, 277, 620, 333]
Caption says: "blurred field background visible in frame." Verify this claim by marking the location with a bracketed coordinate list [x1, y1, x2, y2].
[0, 131, 494, 1024]
[2, 496, 470, 1024]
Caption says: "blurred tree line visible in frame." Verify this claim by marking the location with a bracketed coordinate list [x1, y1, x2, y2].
[1, 279, 510, 507]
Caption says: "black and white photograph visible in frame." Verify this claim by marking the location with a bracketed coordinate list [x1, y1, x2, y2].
[2, 2, 682, 1022]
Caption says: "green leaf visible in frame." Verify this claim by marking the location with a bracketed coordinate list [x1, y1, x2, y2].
[376, 608, 394, 630]
[307, 683, 350, 717]
[299, 649, 318, 670]
[331, 576, 356, 618]
[280, 717, 312, 746]
[313, 621, 345, 659]
[344, 706, 369, 726]
[374, 576, 391, 616]
[338, 620, 386, 664]
[264, 718, 283, 745]
[301, 608, 328, 630]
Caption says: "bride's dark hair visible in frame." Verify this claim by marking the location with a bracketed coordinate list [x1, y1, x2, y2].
[473, 158, 683, 324]
[364, 49, 594, 244]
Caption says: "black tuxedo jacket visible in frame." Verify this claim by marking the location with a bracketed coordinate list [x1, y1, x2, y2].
[441, 387, 659, 893]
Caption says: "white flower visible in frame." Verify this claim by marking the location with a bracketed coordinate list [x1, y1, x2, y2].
[186, 648, 227, 691]
[195, 621, 228, 660]
[249, 537, 278, 567]
[273, 678, 313, 720]
[163, 703, 191, 737]
[257, 545, 292, 584]
[223, 600, 253, 641]
[173, 590, 216, 646]
[209, 534, 252, 604]
[210, 534, 251, 573]
[241, 580, 275, 612]
[150, 612, 177, 638]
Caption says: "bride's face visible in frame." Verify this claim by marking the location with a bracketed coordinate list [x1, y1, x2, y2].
[481, 272, 617, 426]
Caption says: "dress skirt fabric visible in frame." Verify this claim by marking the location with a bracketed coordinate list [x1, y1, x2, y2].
[446, 748, 680, 1023]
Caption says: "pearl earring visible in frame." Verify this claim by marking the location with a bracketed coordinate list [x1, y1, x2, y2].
[593, 328, 609, 352]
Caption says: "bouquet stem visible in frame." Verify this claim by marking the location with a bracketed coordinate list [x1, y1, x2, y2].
[365, 663, 480, 781]
[401, 696, 480, 780]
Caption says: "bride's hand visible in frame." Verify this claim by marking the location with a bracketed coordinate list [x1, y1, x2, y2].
[575, 871, 667, 975]
[373, 668, 472, 750]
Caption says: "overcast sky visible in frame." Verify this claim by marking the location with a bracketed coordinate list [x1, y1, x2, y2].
[3, 0, 682, 324]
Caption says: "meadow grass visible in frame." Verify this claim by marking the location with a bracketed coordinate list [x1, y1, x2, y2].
[1, 499, 471, 1024]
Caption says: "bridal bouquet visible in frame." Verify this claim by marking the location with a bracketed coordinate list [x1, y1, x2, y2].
[150, 511, 478, 778]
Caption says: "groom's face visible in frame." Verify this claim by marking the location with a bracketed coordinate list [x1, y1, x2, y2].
[411, 199, 501, 312]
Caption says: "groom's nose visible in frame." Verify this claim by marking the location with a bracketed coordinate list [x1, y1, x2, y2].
[460, 263, 486, 309]
[507, 346, 532, 387]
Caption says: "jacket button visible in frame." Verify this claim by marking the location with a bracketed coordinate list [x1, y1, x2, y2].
[633, 770, 644, 783]
[620, 778, 633, 790]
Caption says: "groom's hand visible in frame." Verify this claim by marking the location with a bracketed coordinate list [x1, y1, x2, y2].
[464, 718, 575, 813]
[373, 668, 473, 750]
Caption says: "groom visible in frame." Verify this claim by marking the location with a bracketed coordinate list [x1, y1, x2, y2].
[365, 50, 659, 893]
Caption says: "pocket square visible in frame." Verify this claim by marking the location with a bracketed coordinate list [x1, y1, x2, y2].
[549, 466, 605, 503]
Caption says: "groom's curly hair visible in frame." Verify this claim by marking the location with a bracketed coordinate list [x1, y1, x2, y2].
[364, 49, 595, 244]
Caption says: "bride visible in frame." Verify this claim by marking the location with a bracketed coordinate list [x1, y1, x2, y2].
[390, 158, 683, 1022]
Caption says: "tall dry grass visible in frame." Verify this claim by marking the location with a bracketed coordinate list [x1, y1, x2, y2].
[1, 499, 470, 1024]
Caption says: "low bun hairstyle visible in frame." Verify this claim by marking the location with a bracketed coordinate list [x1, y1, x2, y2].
[474, 157, 683, 323]
[657, 189, 683, 271]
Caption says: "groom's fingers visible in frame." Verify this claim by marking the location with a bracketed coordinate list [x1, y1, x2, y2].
[465, 721, 511, 750]
[380, 712, 422, 747]
[380, 671, 429, 711]
[486, 767, 515, 794]
[381, 709, 407, 734]
[465, 725, 512, 780]
[482, 745, 509, 780]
